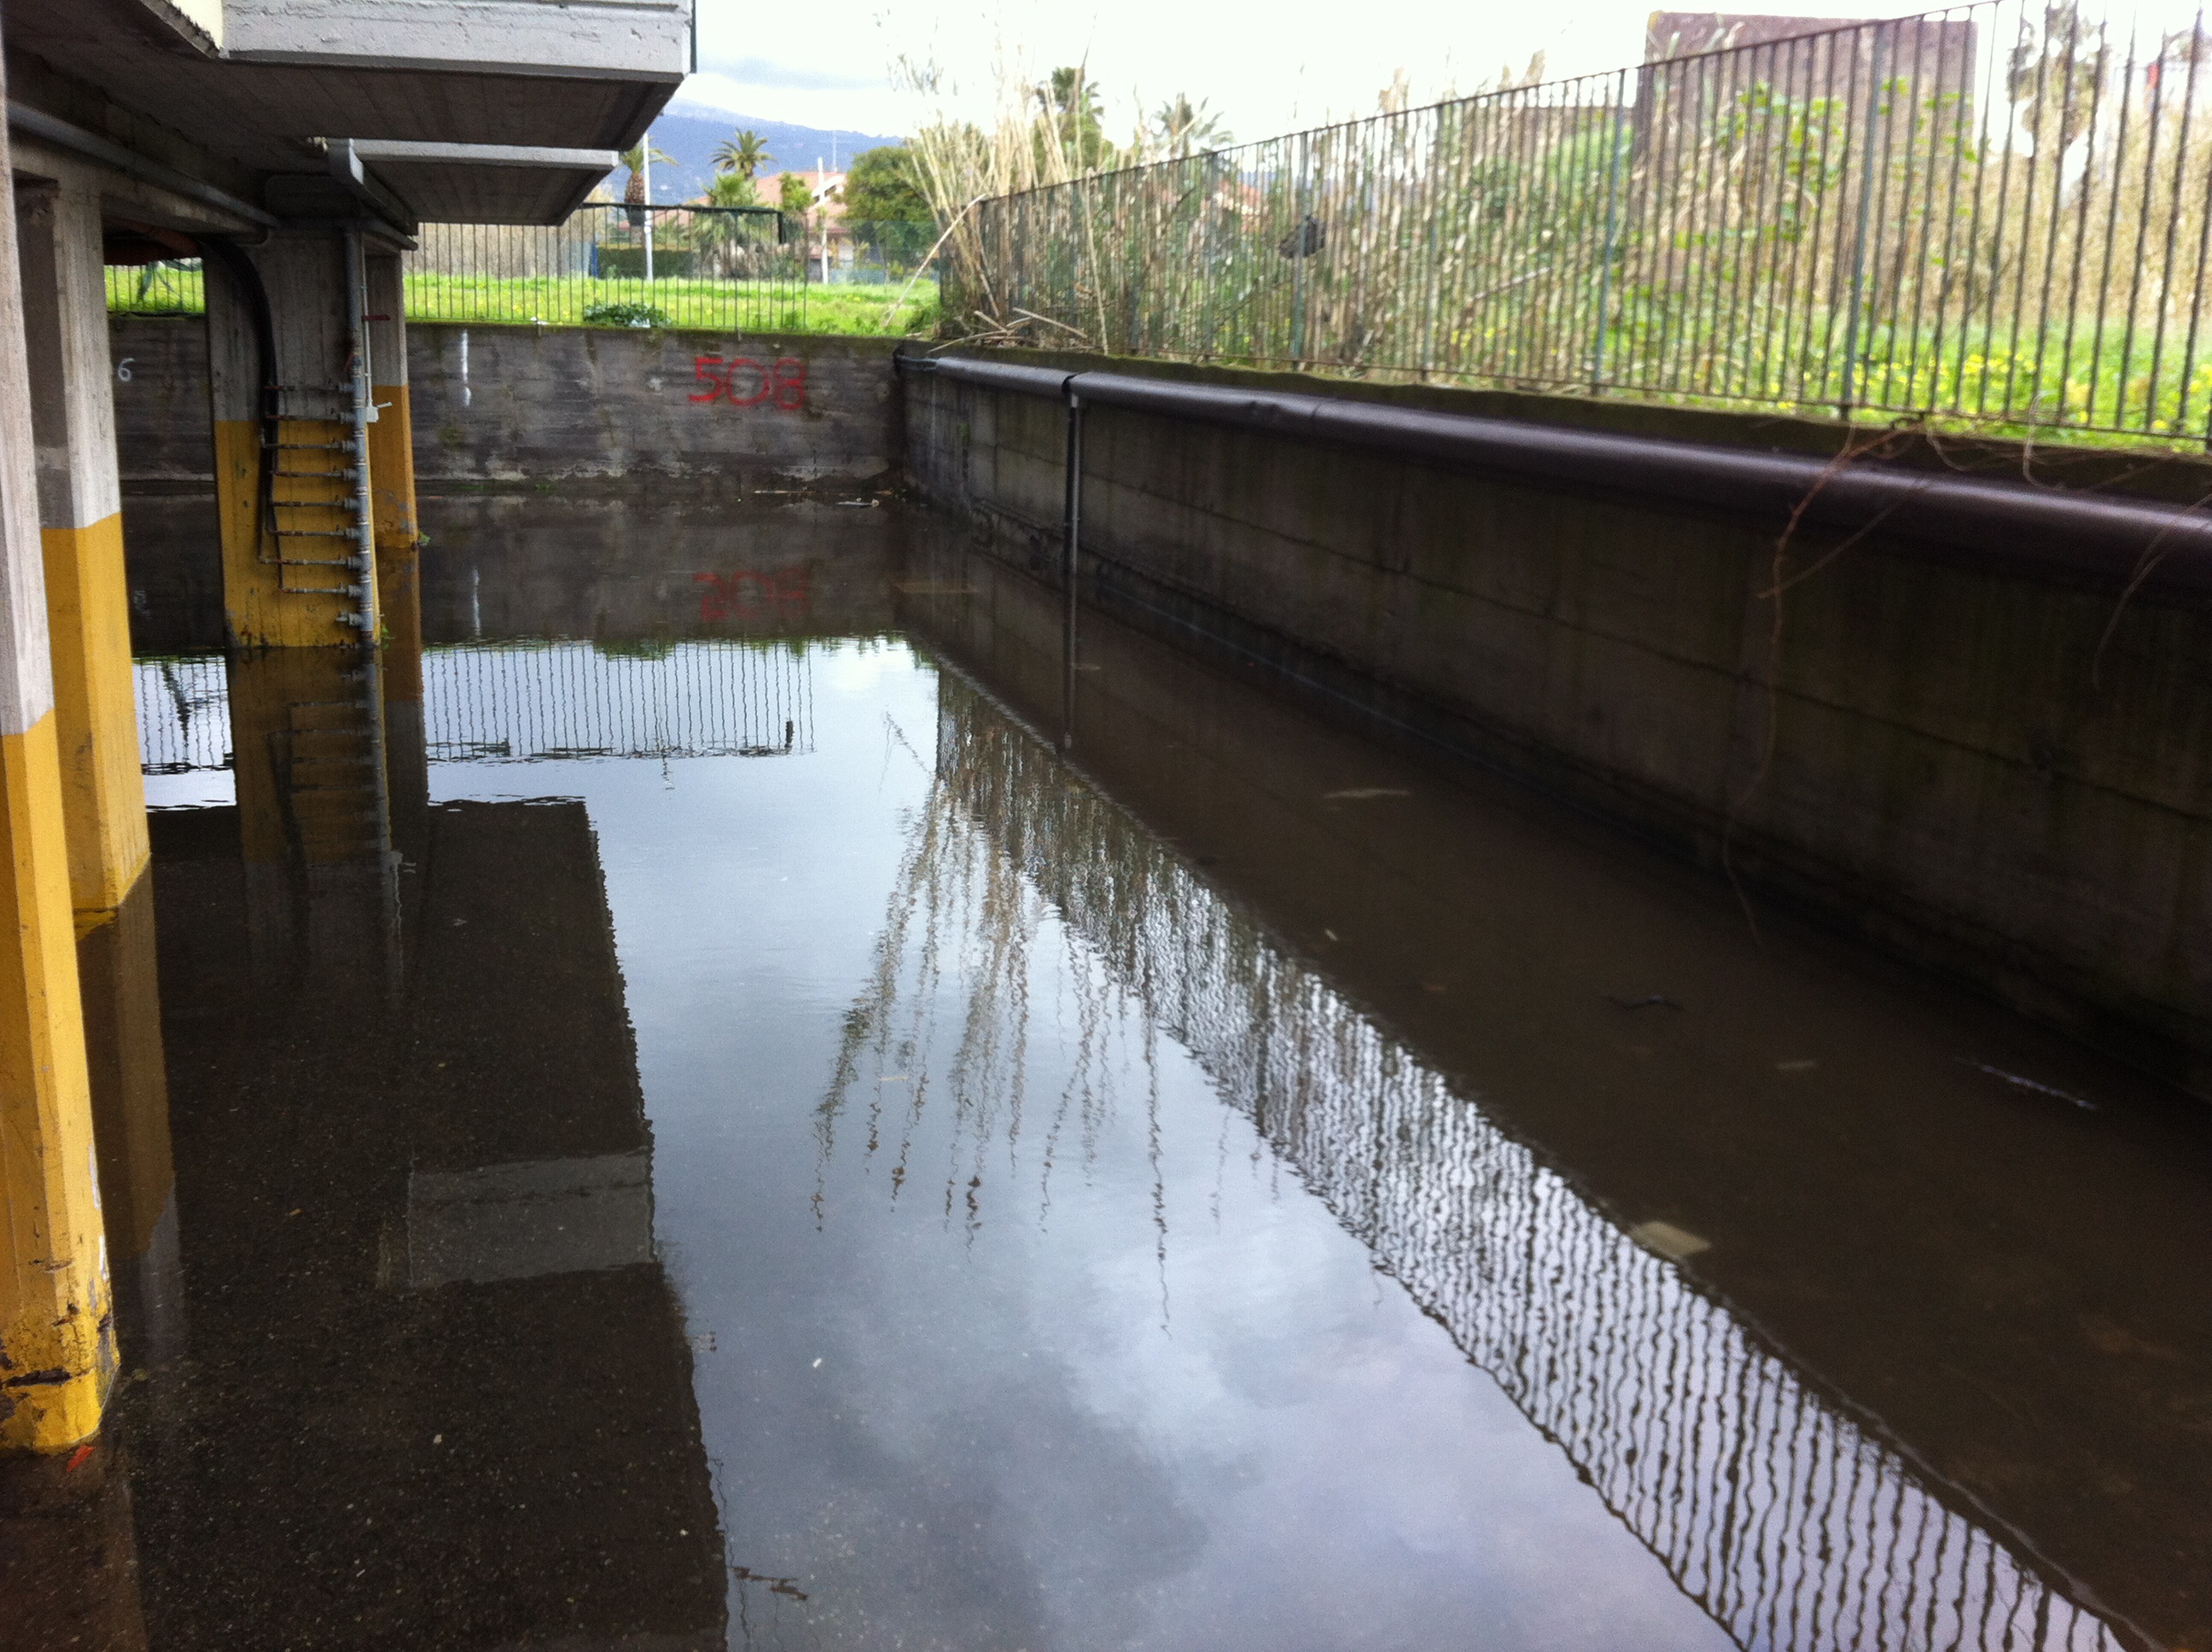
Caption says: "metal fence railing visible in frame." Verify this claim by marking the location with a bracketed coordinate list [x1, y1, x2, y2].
[107, 206, 942, 337]
[404, 205, 801, 329]
[134, 640, 818, 774]
[952, 1, 2212, 443]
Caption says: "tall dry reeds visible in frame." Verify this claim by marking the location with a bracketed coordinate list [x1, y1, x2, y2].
[895, 51, 1155, 345]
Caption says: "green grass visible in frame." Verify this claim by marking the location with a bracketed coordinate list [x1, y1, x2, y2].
[107, 265, 940, 339]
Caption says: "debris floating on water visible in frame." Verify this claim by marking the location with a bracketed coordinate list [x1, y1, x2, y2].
[1628, 1220, 1712, 1262]
[1961, 1060, 2097, 1110]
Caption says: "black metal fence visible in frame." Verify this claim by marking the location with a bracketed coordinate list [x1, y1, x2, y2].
[952, 0, 2212, 443]
[404, 205, 802, 330]
[108, 204, 943, 335]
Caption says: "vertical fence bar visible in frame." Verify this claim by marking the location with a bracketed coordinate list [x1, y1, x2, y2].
[1291, 129, 1311, 366]
[1838, 22, 1889, 417]
[1591, 71, 1629, 393]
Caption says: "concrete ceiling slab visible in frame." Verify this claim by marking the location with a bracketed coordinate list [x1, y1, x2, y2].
[352, 142, 617, 224]
[6, 0, 684, 202]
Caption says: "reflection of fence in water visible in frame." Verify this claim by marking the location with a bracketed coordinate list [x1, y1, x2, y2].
[917, 673, 2121, 1652]
[424, 642, 813, 762]
[136, 654, 232, 773]
[134, 643, 815, 771]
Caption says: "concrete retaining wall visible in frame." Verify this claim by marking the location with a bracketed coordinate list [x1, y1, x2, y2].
[906, 352, 2212, 1091]
[108, 317, 902, 489]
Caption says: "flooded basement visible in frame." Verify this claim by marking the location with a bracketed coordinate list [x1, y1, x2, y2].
[5, 491, 2207, 1651]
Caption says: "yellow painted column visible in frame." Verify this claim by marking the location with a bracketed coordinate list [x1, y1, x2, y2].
[79, 878, 181, 1368]
[17, 180, 181, 1382]
[0, 67, 113, 1452]
[16, 182, 148, 921]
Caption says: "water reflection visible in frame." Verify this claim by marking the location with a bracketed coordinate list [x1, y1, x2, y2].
[107, 777, 730, 1647]
[42, 492, 2194, 1650]
[824, 665, 2128, 1652]
[136, 641, 817, 771]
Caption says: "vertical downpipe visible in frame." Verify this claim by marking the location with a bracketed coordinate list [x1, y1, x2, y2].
[1290, 132, 1311, 367]
[642, 137, 655, 284]
[345, 226, 399, 964]
[1060, 387, 1083, 753]
[342, 228, 376, 638]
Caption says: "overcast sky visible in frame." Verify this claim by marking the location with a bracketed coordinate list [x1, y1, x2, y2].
[684, 0, 1999, 142]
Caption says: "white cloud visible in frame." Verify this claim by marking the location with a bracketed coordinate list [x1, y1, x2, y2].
[686, 0, 2122, 148]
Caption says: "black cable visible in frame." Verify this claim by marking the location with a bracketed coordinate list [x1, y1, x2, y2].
[195, 238, 280, 543]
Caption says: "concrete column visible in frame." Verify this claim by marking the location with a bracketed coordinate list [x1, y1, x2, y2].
[15, 181, 147, 921]
[18, 184, 183, 1395]
[0, 60, 114, 1455]
[205, 232, 380, 649]
[79, 879, 182, 1373]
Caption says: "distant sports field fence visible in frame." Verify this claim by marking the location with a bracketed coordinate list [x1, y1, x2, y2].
[403, 205, 803, 330]
[107, 204, 942, 335]
[953, 1, 2212, 443]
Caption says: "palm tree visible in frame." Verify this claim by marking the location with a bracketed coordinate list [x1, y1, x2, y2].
[1037, 66, 1115, 172]
[620, 141, 674, 230]
[704, 171, 759, 208]
[1152, 94, 1231, 159]
[713, 129, 772, 179]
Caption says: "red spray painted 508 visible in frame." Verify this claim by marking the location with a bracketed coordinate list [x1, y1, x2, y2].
[690, 355, 808, 410]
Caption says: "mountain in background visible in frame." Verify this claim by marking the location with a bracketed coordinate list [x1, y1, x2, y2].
[608, 102, 905, 202]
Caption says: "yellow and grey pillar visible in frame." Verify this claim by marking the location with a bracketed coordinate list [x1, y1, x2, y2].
[16, 180, 148, 922]
[17, 177, 181, 1373]
[0, 85, 114, 1454]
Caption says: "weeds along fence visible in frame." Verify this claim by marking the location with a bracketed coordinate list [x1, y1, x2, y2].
[107, 204, 944, 334]
[955, 0, 2212, 443]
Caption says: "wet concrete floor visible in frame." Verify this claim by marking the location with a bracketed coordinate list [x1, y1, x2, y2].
[3, 491, 2207, 1650]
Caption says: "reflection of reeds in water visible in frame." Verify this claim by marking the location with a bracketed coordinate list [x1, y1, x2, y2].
[828, 668, 2130, 1652]
[817, 708, 1153, 1243]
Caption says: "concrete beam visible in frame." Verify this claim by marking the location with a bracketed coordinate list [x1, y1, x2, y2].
[5, 104, 274, 231]
[221, 0, 691, 82]
[346, 141, 620, 225]
[121, 0, 222, 53]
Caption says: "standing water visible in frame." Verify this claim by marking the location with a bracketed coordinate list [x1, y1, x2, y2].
[18, 493, 2206, 1650]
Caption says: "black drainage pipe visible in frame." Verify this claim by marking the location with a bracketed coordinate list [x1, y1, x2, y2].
[898, 353, 2212, 590]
